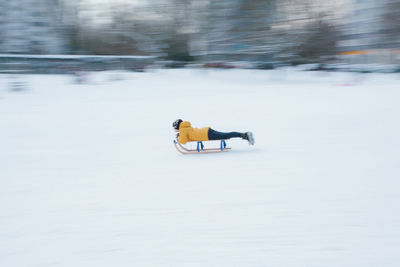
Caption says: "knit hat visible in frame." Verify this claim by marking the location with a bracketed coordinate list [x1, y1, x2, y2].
[172, 119, 183, 130]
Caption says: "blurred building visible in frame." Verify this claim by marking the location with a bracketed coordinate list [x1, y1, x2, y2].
[0, 0, 67, 54]
[338, 0, 400, 64]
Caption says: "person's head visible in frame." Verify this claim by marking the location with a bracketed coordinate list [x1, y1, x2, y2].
[172, 119, 182, 131]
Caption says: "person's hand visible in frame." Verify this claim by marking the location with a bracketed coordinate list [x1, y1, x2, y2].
[176, 133, 179, 138]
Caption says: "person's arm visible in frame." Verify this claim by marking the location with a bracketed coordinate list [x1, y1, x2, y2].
[177, 132, 188, 144]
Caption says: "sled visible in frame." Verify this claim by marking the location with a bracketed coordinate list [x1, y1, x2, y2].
[173, 139, 231, 154]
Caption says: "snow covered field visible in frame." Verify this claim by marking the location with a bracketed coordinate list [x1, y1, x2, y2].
[1, 69, 400, 267]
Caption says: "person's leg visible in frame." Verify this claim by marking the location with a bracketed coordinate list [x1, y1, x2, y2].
[208, 128, 243, 140]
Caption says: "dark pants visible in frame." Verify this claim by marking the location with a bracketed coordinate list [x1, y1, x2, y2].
[208, 128, 242, 140]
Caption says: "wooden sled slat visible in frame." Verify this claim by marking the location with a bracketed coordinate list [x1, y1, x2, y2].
[177, 141, 231, 152]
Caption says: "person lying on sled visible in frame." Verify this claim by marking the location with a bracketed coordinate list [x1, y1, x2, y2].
[172, 119, 254, 145]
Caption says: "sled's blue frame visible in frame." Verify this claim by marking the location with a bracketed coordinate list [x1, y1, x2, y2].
[173, 139, 231, 154]
[196, 140, 226, 152]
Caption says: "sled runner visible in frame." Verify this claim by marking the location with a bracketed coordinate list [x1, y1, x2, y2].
[173, 139, 231, 154]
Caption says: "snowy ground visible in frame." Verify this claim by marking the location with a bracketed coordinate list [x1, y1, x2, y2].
[1, 69, 400, 267]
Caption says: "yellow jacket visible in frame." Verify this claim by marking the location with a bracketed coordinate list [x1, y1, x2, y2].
[177, 121, 210, 144]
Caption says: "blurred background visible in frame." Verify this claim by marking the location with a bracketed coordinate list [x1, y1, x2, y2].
[2, 2, 400, 266]
[0, 0, 400, 73]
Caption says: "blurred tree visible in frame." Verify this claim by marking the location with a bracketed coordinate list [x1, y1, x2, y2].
[60, 0, 340, 63]
[203, 0, 278, 61]
[382, 0, 400, 43]
[158, 0, 194, 61]
[61, 2, 165, 55]
[0, 0, 67, 54]
[199, 0, 338, 64]
[293, 15, 338, 63]
[233, 0, 278, 54]
[271, 0, 339, 64]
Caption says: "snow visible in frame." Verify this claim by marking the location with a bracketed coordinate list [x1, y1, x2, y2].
[1, 69, 400, 267]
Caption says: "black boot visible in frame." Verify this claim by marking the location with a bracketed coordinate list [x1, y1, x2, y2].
[241, 132, 254, 145]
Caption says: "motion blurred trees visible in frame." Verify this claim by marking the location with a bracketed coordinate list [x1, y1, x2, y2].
[61, 0, 339, 64]
[382, 0, 400, 45]
[62, 2, 164, 55]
